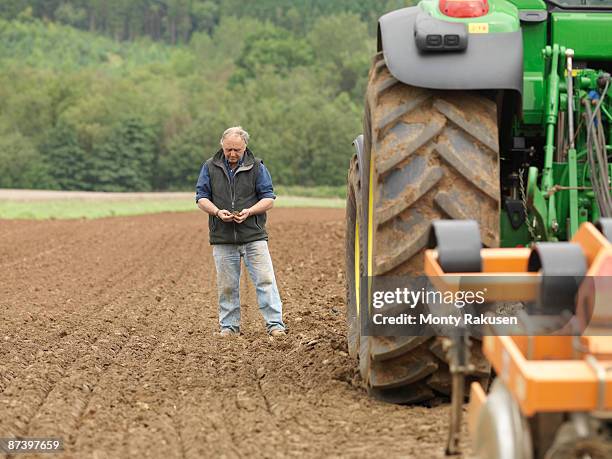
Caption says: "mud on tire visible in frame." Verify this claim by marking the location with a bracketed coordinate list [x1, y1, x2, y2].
[347, 53, 500, 403]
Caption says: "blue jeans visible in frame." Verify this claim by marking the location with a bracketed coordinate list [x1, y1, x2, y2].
[212, 240, 285, 333]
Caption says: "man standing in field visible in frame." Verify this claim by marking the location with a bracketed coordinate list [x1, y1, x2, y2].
[195, 126, 286, 337]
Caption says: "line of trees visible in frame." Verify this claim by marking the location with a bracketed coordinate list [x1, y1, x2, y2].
[0, 1, 408, 43]
[0, 1, 413, 192]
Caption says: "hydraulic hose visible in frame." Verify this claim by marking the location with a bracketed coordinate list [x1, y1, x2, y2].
[583, 88, 612, 217]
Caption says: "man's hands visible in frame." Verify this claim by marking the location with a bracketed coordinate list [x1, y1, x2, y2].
[233, 208, 251, 223]
[199, 198, 261, 224]
[216, 209, 235, 222]
[216, 208, 251, 223]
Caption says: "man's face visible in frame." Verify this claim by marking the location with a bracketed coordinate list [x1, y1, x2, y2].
[222, 135, 246, 167]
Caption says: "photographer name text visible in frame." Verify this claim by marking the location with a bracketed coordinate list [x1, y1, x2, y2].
[371, 313, 518, 326]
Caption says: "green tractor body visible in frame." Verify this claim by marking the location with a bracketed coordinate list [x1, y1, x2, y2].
[506, 0, 612, 246]
[507, 0, 612, 245]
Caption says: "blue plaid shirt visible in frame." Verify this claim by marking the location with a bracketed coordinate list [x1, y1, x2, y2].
[195, 156, 276, 202]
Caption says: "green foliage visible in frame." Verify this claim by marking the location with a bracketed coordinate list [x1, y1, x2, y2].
[308, 13, 373, 98]
[191, 1, 219, 35]
[0, 130, 47, 188]
[0, 17, 173, 71]
[218, 0, 414, 34]
[89, 118, 158, 191]
[55, 3, 87, 28]
[231, 25, 314, 84]
[0, 1, 412, 192]
[41, 122, 88, 190]
[158, 118, 221, 190]
[0, 1, 418, 44]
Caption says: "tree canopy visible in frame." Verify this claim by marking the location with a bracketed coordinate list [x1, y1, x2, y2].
[0, 0, 414, 191]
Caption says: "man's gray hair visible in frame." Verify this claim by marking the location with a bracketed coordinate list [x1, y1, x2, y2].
[220, 126, 249, 146]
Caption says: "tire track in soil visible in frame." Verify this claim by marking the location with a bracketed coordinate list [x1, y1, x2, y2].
[0, 227, 155, 397]
[17, 226, 193, 445]
[71, 228, 201, 458]
[1, 210, 466, 458]
[0, 219, 189, 440]
[0, 221, 159, 394]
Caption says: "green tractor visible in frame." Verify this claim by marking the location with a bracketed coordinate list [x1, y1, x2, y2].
[346, 0, 612, 403]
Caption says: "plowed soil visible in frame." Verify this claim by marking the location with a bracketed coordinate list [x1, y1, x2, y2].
[0, 209, 462, 458]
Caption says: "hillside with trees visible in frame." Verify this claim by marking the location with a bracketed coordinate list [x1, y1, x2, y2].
[0, 0, 412, 192]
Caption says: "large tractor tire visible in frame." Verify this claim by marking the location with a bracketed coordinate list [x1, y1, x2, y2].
[346, 53, 500, 403]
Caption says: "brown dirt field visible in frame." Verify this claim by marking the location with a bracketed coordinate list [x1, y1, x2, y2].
[0, 209, 467, 458]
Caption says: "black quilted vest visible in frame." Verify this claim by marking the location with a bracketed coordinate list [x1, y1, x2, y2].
[206, 149, 268, 244]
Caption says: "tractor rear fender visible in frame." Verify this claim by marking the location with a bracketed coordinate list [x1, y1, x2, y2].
[377, 7, 523, 95]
